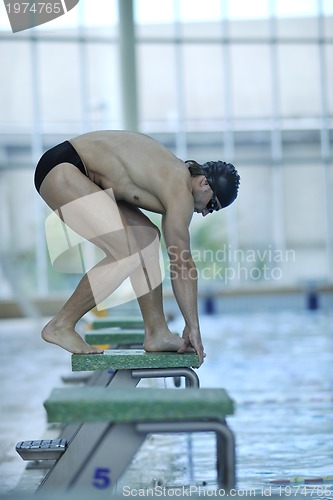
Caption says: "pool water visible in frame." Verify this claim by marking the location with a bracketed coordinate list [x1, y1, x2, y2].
[118, 311, 333, 497]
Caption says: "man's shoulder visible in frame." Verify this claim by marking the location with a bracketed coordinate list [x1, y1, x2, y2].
[162, 174, 194, 219]
[161, 164, 190, 194]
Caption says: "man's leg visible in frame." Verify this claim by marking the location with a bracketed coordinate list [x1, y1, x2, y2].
[39, 164, 147, 354]
[42, 252, 144, 354]
[117, 203, 187, 352]
[138, 286, 188, 352]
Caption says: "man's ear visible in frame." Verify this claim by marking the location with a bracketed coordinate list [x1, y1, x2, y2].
[199, 175, 209, 188]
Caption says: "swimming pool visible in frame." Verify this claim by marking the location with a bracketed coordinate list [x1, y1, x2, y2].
[118, 310, 333, 497]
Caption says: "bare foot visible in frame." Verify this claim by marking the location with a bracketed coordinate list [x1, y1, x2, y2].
[42, 320, 103, 354]
[143, 329, 194, 353]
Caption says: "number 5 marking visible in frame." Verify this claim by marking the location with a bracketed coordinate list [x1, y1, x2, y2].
[92, 467, 112, 489]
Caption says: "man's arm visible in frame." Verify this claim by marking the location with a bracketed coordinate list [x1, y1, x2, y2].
[162, 205, 204, 365]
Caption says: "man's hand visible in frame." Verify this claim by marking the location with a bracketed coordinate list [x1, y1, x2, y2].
[178, 324, 205, 366]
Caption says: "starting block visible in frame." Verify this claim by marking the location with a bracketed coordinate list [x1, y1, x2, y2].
[16, 439, 67, 461]
[71, 349, 200, 388]
[35, 386, 235, 492]
[84, 328, 145, 349]
[16, 351, 200, 461]
[88, 316, 144, 330]
[16, 351, 201, 465]
[62, 329, 146, 384]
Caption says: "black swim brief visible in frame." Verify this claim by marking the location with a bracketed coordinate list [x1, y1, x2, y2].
[34, 141, 88, 193]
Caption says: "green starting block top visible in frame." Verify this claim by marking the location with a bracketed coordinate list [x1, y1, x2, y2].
[44, 387, 234, 424]
[89, 316, 144, 330]
[72, 349, 200, 372]
[85, 329, 145, 346]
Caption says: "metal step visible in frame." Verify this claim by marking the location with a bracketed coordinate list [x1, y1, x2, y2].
[61, 372, 92, 384]
[16, 439, 67, 460]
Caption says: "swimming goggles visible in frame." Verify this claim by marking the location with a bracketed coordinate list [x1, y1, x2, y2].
[206, 193, 220, 213]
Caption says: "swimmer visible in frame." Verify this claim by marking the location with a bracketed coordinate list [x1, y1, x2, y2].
[34, 131, 240, 364]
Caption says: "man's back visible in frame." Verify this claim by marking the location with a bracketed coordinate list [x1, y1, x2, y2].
[70, 130, 190, 214]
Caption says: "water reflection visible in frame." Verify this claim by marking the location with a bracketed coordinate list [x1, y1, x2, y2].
[117, 311, 333, 496]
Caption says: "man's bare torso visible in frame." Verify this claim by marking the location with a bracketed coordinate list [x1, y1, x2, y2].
[69, 130, 190, 214]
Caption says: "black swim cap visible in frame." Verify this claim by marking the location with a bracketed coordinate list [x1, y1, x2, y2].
[202, 161, 240, 209]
